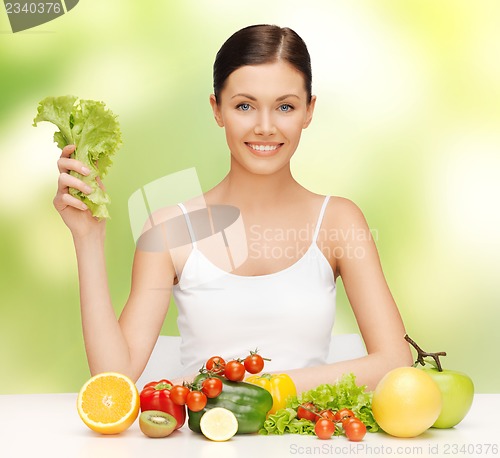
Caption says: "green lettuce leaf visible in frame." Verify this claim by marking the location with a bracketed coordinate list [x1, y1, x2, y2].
[260, 373, 379, 435]
[33, 95, 122, 219]
[259, 408, 316, 435]
[290, 373, 379, 433]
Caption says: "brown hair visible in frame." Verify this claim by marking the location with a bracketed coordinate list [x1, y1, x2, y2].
[213, 24, 312, 103]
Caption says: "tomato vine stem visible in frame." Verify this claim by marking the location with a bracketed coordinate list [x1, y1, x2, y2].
[404, 334, 447, 372]
[250, 348, 272, 361]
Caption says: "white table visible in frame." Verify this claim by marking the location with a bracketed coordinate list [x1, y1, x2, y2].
[0, 393, 497, 458]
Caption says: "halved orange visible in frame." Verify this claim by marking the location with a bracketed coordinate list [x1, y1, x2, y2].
[77, 372, 140, 434]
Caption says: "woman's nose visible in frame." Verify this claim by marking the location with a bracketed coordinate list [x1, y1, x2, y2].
[253, 111, 276, 136]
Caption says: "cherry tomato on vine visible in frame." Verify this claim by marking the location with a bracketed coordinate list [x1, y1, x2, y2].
[335, 408, 355, 422]
[201, 377, 223, 398]
[319, 409, 336, 422]
[344, 418, 366, 442]
[342, 415, 358, 429]
[224, 360, 246, 381]
[170, 384, 190, 406]
[297, 402, 318, 422]
[315, 418, 336, 439]
[186, 390, 207, 412]
[244, 353, 265, 374]
[206, 356, 226, 375]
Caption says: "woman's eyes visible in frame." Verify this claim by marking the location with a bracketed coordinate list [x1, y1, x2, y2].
[236, 103, 251, 111]
[278, 104, 294, 112]
[236, 103, 294, 112]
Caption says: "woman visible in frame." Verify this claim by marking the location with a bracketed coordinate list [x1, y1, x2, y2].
[54, 24, 412, 392]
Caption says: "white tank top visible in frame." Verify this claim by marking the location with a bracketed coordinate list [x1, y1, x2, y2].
[172, 195, 336, 375]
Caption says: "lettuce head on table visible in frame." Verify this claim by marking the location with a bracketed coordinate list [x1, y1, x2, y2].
[33, 95, 122, 219]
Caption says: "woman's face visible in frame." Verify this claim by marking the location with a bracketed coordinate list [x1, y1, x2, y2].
[210, 61, 316, 176]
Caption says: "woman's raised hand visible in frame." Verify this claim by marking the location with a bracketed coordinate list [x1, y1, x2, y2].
[54, 144, 105, 237]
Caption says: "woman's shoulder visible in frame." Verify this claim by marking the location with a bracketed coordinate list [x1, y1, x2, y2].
[323, 195, 369, 229]
[327, 195, 363, 213]
[289, 190, 366, 227]
[140, 195, 208, 231]
[138, 203, 184, 235]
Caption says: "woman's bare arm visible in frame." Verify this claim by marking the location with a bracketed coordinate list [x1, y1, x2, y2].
[284, 197, 413, 393]
[56, 144, 175, 382]
[74, 234, 174, 381]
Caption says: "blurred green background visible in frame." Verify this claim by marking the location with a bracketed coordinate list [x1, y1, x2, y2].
[1, 0, 499, 393]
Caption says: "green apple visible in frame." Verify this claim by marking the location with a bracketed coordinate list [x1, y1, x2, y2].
[404, 334, 475, 429]
[421, 368, 474, 428]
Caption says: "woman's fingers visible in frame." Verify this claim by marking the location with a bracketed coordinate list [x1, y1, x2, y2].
[58, 145, 75, 172]
[58, 144, 94, 178]
[53, 191, 88, 212]
[60, 144, 76, 158]
[57, 172, 93, 195]
[57, 156, 91, 175]
[55, 144, 99, 215]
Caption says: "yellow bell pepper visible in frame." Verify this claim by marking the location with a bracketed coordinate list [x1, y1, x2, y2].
[245, 373, 297, 415]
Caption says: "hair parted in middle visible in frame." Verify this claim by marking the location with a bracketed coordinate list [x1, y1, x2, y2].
[213, 24, 313, 104]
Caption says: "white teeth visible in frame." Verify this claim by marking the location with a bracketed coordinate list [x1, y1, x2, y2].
[248, 144, 279, 151]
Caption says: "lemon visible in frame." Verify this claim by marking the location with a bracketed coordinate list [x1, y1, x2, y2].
[372, 367, 442, 438]
[200, 407, 238, 441]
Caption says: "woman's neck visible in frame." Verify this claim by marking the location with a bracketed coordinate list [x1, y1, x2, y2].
[216, 159, 303, 211]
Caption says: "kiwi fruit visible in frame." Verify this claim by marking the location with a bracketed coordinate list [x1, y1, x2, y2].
[139, 410, 177, 438]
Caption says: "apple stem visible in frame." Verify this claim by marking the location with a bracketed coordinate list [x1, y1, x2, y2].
[404, 334, 447, 372]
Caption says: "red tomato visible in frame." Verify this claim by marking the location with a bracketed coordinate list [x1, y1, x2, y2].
[201, 377, 223, 398]
[342, 416, 358, 429]
[297, 402, 318, 422]
[244, 354, 265, 374]
[224, 360, 246, 381]
[319, 409, 336, 422]
[335, 408, 355, 422]
[206, 356, 226, 375]
[170, 385, 190, 406]
[315, 418, 336, 439]
[344, 418, 366, 442]
[186, 391, 207, 412]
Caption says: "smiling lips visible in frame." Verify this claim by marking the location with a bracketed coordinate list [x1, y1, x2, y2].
[245, 142, 283, 157]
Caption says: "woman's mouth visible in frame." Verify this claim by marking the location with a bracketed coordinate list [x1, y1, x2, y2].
[245, 142, 283, 157]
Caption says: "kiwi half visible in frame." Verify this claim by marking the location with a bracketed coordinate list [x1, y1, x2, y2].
[139, 410, 177, 438]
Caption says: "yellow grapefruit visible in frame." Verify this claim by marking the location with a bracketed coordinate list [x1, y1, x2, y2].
[77, 372, 140, 434]
[372, 367, 442, 438]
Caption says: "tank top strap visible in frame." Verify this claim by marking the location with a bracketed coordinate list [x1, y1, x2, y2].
[177, 203, 197, 248]
[312, 195, 331, 242]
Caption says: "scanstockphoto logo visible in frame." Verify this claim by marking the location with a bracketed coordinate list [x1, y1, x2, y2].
[3, 1, 79, 33]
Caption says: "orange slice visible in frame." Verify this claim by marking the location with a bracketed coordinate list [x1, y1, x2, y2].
[77, 372, 140, 434]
